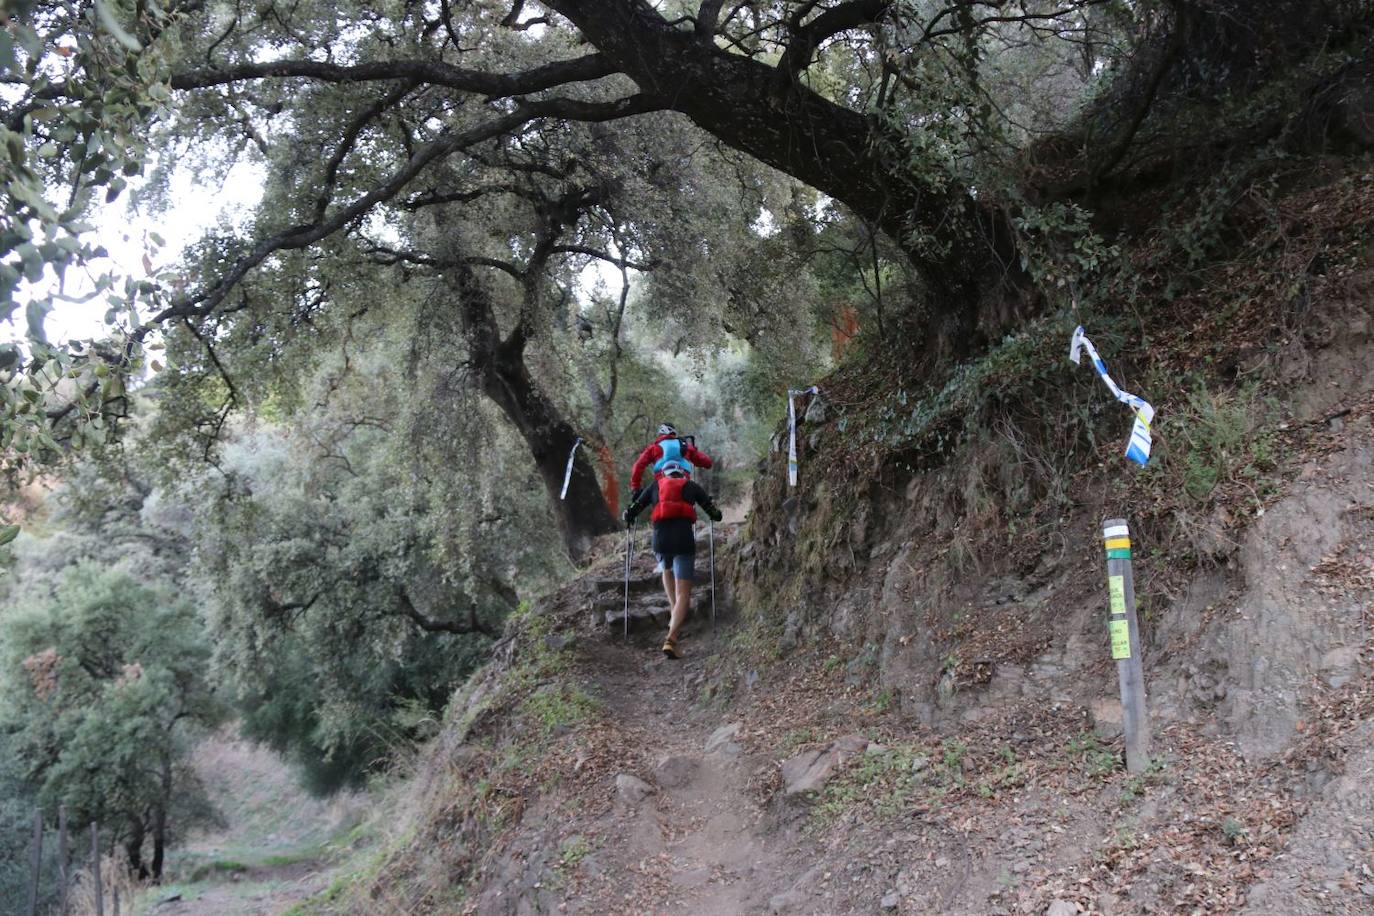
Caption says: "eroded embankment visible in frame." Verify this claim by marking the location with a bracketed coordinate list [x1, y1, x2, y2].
[307, 166, 1374, 916]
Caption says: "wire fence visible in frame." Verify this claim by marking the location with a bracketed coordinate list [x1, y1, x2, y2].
[21, 806, 131, 916]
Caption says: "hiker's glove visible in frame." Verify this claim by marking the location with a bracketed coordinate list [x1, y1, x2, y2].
[707, 507, 723, 522]
[622, 508, 635, 528]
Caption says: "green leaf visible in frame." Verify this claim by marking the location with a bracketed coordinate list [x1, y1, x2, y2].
[0, 31, 15, 75]
[95, 0, 144, 52]
[0, 524, 19, 547]
[26, 300, 49, 344]
[14, 24, 42, 59]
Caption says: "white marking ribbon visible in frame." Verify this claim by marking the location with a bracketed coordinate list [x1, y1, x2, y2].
[560, 437, 584, 500]
[787, 386, 820, 486]
[1069, 326, 1154, 466]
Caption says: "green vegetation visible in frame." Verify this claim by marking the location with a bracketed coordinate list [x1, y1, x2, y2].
[1063, 732, 1122, 778]
[813, 743, 930, 828]
[521, 685, 600, 739]
[1161, 383, 1281, 506]
[0, 565, 226, 879]
[0, 0, 1369, 906]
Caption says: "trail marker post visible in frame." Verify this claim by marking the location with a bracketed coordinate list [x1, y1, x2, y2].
[91, 824, 103, 916]
[623, 522, 632, 643]
[708, 518, 716, 635]
[1103, 518, 1151, 773]
[58, 805, 69, 916]
[26, 808, 42, 916]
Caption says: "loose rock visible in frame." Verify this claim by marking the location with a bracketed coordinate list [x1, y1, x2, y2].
[1091, 697, 1125, 741]
[614, 773, 653, 806]
[706, 722, 743, 754]
[782, 735, 868, 795]
[654, 754, 700, 788]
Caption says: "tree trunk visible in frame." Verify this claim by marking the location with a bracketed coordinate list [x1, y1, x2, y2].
[480, 347, 618, 557]
[453, 263, 617, 557]
[151, 756, 171, 881]
[124, 817, 147, 880]
[546, 0, 1012, 351]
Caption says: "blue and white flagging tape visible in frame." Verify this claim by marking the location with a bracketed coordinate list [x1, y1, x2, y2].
[560, 437, 584, 500]
[1069, 326, 1154, 466]
[787, 386, 820, 486]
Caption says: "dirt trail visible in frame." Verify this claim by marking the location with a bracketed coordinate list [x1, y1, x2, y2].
[134, 735, 362, 915]
[152, 859, 331, 915]
[572, 629, 808, 915]
[456, 519, 856, 915]
[473, 543, 1140, 915]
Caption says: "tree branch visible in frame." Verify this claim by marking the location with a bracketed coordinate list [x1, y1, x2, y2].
[143, 93, 665, 333]
[778, 0, 891, 77]
[170, 53, 617, 101]
[315, 81, 417, 223]
[395, 589, 497, 636]
[695, 0, 725, 39]
[549, 243, 654, 271]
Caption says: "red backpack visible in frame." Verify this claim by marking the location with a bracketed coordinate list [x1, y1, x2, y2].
[652, 475, 696, 522]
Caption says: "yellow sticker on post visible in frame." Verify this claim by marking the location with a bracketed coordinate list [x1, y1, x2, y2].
[1109, 619, 1131, 659]
[1108, 575, 1126, 614]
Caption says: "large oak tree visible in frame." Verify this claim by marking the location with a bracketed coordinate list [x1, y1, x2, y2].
[3, 0, 1370, 551]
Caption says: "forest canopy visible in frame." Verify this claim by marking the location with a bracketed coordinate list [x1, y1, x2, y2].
[0, 0, 1371, 894]
[0, 0, 1363, 548]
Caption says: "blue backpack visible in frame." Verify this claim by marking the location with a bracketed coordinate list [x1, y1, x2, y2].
[652, 437, 694, 476]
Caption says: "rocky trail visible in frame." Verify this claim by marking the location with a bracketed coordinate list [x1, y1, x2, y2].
[454, 478, 1374, 916]
[467, 529, 829, 914]
[465, 530, 1132, 915]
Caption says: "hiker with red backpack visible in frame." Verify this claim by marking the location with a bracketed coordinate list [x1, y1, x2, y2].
[629, 423, 715, 494]
[623, 460, 722, 659]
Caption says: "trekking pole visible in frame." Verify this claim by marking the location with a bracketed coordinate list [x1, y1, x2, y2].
[623, 521, 632, 643]
[708, 518, 716, 635]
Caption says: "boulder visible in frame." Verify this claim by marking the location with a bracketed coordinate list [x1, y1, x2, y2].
[614, 773, 653, 806]
[781, 749, 831, 795]
[782, 734, 868, 795]
[1319, 646, 1360, 689]
[1090, 697, 1124, 740]
[705, 722, 743, 754]
[654, 754, 700, 789]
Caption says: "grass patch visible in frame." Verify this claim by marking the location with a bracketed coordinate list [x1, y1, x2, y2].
[521, 683, 600, 737]
[813, 743, 929, 828]
[1144, 382, 1280, 507]
[559, 834, 591, 870]
[810, 736, 1034, 832]
[1063, 731, 1121, 777]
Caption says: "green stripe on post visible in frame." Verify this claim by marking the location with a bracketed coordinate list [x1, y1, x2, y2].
[1107, 547, 1132, 559]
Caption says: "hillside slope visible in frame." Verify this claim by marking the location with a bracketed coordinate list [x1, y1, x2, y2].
[293, 165, 1374, 916]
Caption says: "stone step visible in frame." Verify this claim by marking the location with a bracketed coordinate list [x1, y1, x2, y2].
[602, 604, 671, 631]
[592, 576, 661, 594]
[592, 592, 670, 612]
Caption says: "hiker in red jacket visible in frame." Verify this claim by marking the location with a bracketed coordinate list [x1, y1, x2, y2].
[629, 423, 714, 495]
[624, 461, 722, 659]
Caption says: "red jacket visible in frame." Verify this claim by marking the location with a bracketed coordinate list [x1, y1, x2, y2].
[630, 434, 714, 491]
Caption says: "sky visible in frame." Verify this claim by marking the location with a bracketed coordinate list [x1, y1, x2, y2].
[8, 155, 625, 350]
[3, 156, 266, 346]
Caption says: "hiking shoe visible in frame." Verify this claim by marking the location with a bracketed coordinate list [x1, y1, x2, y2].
[662, 637, 682, 659]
